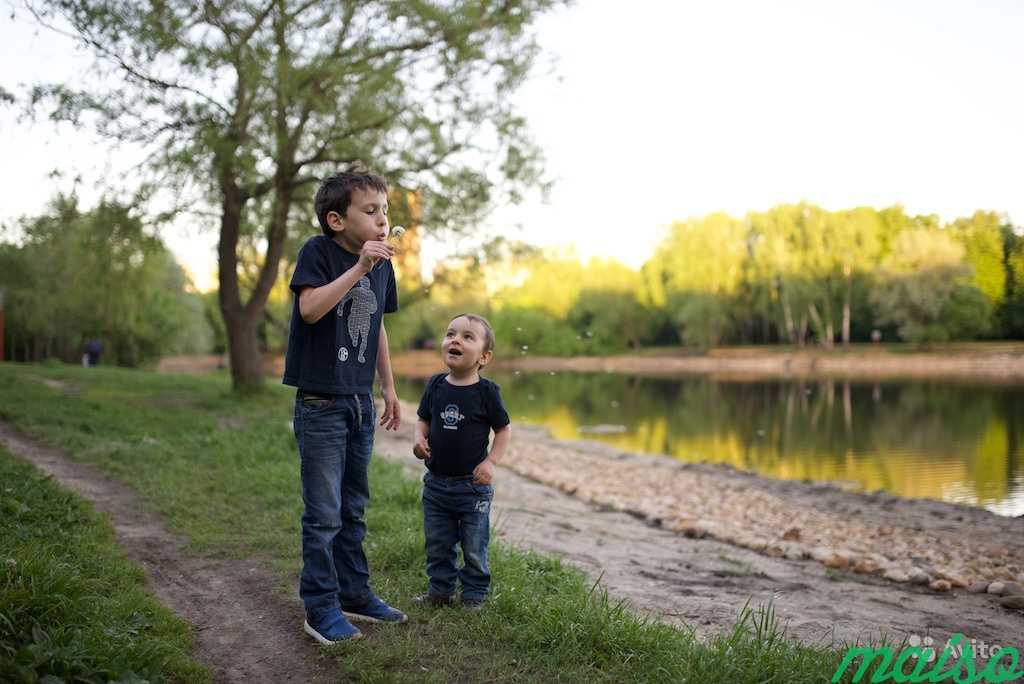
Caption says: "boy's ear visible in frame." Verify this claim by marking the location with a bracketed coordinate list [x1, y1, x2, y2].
[478, 350, 493, 368]
[325, 210, 346, 233]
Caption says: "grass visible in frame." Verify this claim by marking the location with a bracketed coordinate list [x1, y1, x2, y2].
[0, 445, 208, 683]
[0, 362, 864, 682]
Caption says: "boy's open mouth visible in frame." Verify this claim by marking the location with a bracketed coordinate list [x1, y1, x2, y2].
[447, 349, 463, 356]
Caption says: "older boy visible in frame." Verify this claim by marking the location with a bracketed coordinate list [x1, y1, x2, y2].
[284, 164, 406, 644]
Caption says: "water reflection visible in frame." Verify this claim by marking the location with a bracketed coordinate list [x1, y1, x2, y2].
[397, 372, 1024, 516]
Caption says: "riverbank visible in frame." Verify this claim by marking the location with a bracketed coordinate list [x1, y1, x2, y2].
[373, 398, 1024, 647]
[157, 342, 1024, 383]
[392, 343, 1024, 383]
[0, 363, 852, 682]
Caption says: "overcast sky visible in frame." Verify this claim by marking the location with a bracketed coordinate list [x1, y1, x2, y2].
[3, 0, 1023, 290]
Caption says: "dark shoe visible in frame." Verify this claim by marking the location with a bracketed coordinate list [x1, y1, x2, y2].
[304, 609, 363, 645]
[342, 594, 408, 624]
[462, 597, 486, 611]
[413, 592, 454, 607]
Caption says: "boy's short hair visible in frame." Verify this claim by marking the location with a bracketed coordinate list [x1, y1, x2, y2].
[452, 313, 496, 355]
[314, 163, 388, 236]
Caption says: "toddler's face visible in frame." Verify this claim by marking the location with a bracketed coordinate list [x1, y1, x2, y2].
[442, 317, 491, 373]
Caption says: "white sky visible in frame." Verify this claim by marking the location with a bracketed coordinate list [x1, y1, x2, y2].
[3, 1, 1024, 291]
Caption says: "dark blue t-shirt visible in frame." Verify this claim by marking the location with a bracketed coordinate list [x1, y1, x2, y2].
[283, 235, 398, 394]
[417, 374, 511, 476]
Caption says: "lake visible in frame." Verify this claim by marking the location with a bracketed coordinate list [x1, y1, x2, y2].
[396, 371, 1024, 517]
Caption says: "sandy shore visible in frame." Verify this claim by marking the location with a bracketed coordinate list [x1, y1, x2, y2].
[390, 345, 1024, 383]
[374, 400, 1024, 648]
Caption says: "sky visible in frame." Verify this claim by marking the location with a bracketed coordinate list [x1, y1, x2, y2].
[3, 0, 1024, 291]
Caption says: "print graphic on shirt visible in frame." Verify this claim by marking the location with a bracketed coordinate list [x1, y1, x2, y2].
[337, 276, 378, 363]
[440, 404, 465, 431]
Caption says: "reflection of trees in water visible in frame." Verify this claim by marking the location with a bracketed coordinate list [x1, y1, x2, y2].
[399, 372, 1024, 506]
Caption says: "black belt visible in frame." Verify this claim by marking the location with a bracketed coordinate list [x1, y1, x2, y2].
[302, 391, 334, 401]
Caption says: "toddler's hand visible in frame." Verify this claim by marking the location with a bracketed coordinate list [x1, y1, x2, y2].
[472, 460, 494, 485]
[413, 437, 431, 462]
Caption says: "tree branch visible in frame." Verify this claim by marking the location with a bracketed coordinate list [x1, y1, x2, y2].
[24, 3, 232, 118]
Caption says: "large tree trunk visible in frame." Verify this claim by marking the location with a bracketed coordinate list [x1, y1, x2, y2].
[216, 160, 293, 391]
[224, 308, 264, 390]
[217, 176, 267, 391]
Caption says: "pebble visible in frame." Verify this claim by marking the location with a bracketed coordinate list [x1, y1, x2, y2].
[1000, 595, 1024, 611]
[883, 569, 909, 583]
[854, 559, 880, 574]
[673, 519, 706, 539]
[908, 569, 931, 585]
[987, 581, 1006, 595]
[810, 547, 834, 563]
[1001, 581, 1024, 596]
[929, 579, 952, 592]
[824, 554, 851, 570]
[966, 581, 990, 594]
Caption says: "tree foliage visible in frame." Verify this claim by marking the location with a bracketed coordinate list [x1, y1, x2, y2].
[386, 203, 1018, 356]
[0, 196, 211, 364]
[25, 0, 563, 388]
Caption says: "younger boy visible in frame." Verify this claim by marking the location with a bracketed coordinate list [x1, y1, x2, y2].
[284, 164, 406, 644]
[413, 314, 512, 608]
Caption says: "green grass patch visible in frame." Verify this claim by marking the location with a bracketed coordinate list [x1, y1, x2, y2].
[0, 446, 208, 683]
[0, 363, 861, 682]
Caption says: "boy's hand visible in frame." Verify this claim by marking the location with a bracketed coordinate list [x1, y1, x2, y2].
[472, 459, 494, 486]
[379, 387, 401, 430]
[357, 240, 395, 272]
[413, 436, 431, 461]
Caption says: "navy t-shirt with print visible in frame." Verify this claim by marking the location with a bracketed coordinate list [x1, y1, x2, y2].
[416, 374, 511, 476]
[283, 235, 398, 395]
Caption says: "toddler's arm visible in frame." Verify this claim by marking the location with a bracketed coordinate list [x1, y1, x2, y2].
[472, 424, 511, 485]
[413, 419, 431, 462]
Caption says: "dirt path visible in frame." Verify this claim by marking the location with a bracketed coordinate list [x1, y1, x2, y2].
[0, 423, 333, 684]
[374, 401, 1024, 650]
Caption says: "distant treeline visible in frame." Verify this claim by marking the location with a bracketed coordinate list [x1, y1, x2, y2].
[388, 203, 1024, 355]
[0, 197, 212, 365]
[4, 199, 1022, 365]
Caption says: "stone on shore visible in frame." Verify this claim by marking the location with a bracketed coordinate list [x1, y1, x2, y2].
[883, 569, 910, 583]
[1000, 595, 1024, 611]
[854, 559, 880, 574]
[908, 568, 931, 585]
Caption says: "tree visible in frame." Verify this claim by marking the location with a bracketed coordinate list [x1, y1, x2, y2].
[830, 207, 882, 347]
[1, 195, 210, 364]
[870, 229, 991, 343]
[646, 213, 747, 348]
[26, 0, 562, 390]
[998, 225, 1024, 338]
[951, 211, 1008, 309]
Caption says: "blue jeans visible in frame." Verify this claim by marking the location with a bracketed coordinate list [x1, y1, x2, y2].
[293, 391, 375, 621]
[421, 471, 493, 600]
